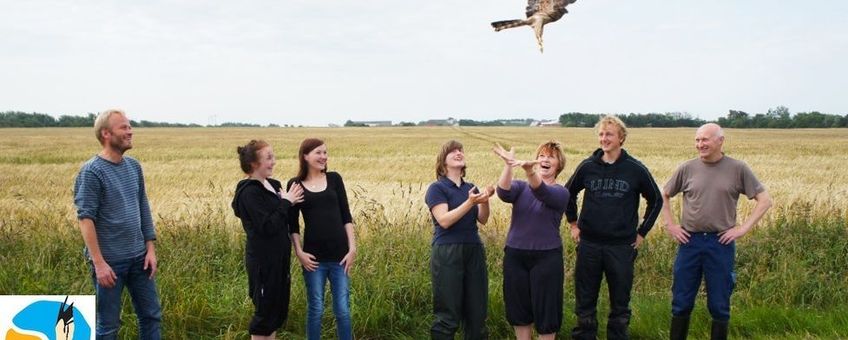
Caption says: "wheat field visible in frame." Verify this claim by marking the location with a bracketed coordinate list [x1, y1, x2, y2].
[1, 127, 846, 339]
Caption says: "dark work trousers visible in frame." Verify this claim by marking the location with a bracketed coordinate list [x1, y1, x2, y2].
[571, 240, 637, 340]
[671, 232, 736, 321]
[430, 243, 488, 340]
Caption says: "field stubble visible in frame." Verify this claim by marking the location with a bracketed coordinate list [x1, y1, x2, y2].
[1, 127, 846, 339]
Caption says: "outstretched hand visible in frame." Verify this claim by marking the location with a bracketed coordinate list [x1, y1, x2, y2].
[493, 143, 516, 165]
[468, 185, 495, 204]
[511, 159, 540, 173]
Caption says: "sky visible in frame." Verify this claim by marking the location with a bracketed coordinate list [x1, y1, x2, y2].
[1, 0, 846, 126]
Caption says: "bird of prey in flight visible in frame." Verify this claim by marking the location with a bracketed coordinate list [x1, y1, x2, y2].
[491, 0, 577, 53]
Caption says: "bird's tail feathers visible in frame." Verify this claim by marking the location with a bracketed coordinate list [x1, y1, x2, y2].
[491, 19, 528, 32]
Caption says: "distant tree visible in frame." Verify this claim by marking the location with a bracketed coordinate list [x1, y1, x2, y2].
[793, 111, 828, 128]
[398, 121, 416, 126]
[724, 110, 751, 128]
[218, 122, 260, 127]
[0, 111, 57, 127]
[58, 113, 96, 127]
[558, 112, 600, 127]
[344, 120, 367, 127]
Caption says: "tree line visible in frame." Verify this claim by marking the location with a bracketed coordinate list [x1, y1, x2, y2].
[0, 111, 204, 128]
[4, 108, 846, 128]
[559, 107, 848, 128]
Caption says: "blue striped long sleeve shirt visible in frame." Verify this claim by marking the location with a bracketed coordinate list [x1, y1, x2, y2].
[74, 155, 156, 262]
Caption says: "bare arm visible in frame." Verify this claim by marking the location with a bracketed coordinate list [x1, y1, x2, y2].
[477, 198, 491, 225]
[661, 190, 691, 244]
[520, 160, 542, 189]
[494, 144, 515, 191]
[740, 191, 773, 231]
[431, 200, 476, 229]
[498, 162, 513, 191]
[340, 223, 357, 275]
[431, 188, 492, 228]
[719, 191, 773, 244]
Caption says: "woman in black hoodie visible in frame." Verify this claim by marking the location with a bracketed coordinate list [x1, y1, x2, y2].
[232, 140, 303, 340]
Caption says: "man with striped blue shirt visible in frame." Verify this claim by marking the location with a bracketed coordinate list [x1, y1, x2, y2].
[74, 109, 162, 340]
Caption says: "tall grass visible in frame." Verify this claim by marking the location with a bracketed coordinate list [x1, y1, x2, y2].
[1, 127, 846, 338]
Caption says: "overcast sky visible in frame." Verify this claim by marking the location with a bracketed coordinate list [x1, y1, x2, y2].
[2, 0, 846, 126]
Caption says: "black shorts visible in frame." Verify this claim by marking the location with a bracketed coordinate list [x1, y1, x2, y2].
[503, 246, 564, 334]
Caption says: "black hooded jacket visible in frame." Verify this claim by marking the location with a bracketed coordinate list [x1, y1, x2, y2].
[565, 148, 663, 245]
[232, 178, 292, 265]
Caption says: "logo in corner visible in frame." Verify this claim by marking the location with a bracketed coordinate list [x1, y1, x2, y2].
[1, 295, 93, 340]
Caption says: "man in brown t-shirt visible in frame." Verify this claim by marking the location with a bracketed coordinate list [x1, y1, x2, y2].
[660, 123, 772, 340]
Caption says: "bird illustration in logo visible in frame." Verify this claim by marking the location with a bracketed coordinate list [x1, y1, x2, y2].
[5, 296, 91, 340]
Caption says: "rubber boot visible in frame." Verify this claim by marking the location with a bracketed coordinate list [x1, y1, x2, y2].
[710, 320, 728, 340]
[571, 317, 598, 340]
[670, 315, 690, 340]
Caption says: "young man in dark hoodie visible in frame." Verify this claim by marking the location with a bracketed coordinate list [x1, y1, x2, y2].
[565, 115, 663, 340]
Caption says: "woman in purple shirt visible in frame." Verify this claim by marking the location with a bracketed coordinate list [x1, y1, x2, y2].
[494, 141, 570, 340]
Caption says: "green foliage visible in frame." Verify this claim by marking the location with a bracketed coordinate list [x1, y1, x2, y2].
[559, 112, 601, 127]
[0, 111, 200, 128]
[217, 122, 261, 127]
[559, 112, 707, 128]
[344, 120, 368, 127]
[0, 111, 62, 127]
[717, 106, 848, 128]
[1, 201, 846, 338]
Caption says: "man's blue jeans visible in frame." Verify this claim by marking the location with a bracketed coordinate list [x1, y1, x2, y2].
[89, 253, 162, 340]
[671, 232, 736, 321]
[303, 262, 352, 340]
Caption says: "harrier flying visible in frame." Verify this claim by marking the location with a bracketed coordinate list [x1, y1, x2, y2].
[491, 0, 577, 53]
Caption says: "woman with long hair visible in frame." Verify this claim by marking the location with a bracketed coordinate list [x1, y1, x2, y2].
[493, 141, 569, 340]
[425, 140, 494, 339]
[287, 138, 356, 340]
[231, 140, 303, 340]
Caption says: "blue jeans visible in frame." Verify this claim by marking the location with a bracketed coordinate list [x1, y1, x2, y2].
[671, 232, 736, 321]
[303, 262, 352, 340]
[89, 253, 162, 340]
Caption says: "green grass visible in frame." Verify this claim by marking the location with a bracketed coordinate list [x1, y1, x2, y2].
[1, 201, 846, 339]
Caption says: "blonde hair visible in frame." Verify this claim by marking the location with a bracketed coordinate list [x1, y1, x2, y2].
[535, 140, 566, 177]
[94, 109, 126, 144]
[595, 115, 628, 146]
